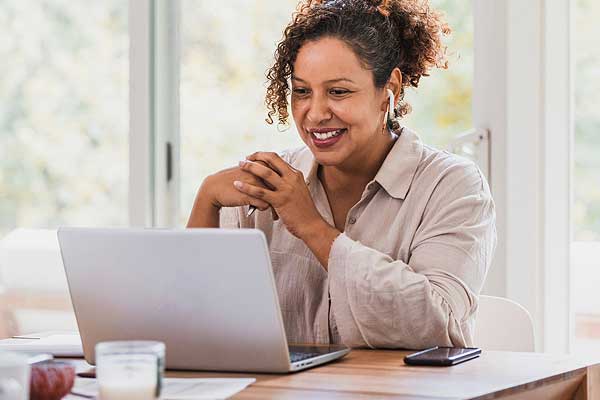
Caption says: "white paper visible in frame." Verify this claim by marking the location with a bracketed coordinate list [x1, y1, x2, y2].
[0, 334, 83, 356]
[69, 377, 256, 400]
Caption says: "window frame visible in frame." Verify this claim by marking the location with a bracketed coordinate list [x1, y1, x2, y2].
[129, 0, 181, 228]
[129, 0, 155, 227]
[474, 0, 572, 353]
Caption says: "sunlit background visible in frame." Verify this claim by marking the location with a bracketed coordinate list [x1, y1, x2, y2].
[0, 0, 598, 353]
[179, 0, 473, 225]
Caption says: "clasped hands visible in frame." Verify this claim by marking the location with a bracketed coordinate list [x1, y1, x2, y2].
[207, 152, 324, 240]
[198, 151, 341, 268]
[238, 152, 327, 239]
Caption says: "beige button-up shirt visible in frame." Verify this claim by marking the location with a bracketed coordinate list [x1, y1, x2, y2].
[219, 128, 496, 349]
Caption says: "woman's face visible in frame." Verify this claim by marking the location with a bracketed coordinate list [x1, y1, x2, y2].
[291, 36, 387, 168]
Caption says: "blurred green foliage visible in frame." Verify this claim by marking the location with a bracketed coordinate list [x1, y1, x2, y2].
[403, 0, 473, 146]
[0, 1, 128, 237]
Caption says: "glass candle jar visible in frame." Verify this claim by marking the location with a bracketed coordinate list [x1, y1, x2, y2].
[95, 341, 165, 400]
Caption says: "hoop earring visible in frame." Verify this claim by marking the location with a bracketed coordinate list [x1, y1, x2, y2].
[385, 89, 400, 133]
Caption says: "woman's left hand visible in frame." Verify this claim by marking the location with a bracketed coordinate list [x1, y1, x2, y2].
[234, 152, 325, 239]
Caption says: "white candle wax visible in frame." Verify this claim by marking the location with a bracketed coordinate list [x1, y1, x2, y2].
[99, 381, 156, 400]
[97, 354, 158, 400]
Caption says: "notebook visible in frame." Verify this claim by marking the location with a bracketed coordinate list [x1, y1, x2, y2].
[0, 332, 83, 357]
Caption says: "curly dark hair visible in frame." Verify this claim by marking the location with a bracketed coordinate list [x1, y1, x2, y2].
[265, 0, 450, 126]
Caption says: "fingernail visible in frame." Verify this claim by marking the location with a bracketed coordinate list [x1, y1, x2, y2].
[233, 180, 243, 189]
[239, 160, 247, 167]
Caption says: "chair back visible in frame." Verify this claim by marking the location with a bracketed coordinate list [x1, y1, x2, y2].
[475, 295, 535, 352]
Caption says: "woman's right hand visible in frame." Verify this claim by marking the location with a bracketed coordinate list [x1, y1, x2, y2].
[187, 162, 276, 228]
[200, 165, 272, 211]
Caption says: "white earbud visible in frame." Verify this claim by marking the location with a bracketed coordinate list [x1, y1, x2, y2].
[387, 88, 395, 112]
[385, 88, 398, 132]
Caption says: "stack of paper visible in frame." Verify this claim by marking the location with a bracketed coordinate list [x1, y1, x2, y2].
[69, 377, 256, 400]
[0, 333, 83, 356]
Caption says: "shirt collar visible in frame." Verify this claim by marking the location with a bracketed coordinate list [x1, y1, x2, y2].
[289, 146, 319, 186]
[373, 127, 423, 199]
[295, 127, 423, 199]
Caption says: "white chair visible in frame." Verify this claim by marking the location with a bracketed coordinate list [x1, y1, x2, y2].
[474, 295, 535, 352]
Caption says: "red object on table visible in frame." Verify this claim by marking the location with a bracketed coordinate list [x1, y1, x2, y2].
[29, 362, 75, 400]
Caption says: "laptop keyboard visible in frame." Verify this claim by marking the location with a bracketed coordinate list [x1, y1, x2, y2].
[289, 351, 322, 363]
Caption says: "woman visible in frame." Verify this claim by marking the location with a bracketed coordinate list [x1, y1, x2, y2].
[188, 0, 496, 349]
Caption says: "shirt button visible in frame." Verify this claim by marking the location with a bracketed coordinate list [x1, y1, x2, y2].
[348, 217, 357, 225]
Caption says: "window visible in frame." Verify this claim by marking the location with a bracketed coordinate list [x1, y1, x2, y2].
[571, 0, 600, 355]
[404, 0, 473, 148]
[0, 2, 129, 235]
[0, 0, 475, 338]
[179, 0, 473, 223]
[179, 0, 303, 225]
[0, 1, 128, 336]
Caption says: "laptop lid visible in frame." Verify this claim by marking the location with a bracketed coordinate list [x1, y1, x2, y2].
[58, 227, 292, 372]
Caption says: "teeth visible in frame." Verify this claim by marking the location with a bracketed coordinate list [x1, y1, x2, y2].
[311, 129, 343, 140]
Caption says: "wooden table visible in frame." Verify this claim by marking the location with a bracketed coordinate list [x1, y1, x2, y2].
[68, 349, 600, 399]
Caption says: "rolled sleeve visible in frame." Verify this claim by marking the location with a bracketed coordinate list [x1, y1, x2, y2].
[327, 165, 496, 350]
[328, 233, 467, 349]
[328, 233, 370, 347]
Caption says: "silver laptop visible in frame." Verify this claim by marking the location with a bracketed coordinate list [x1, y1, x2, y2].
[57, 227, 350, 373]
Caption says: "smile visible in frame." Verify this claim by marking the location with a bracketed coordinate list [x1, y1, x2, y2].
[306, 128, 347, 148]
[310, 129, 345, 140]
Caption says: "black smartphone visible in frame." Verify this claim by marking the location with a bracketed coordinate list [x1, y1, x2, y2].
[404, 346, 481, 366]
